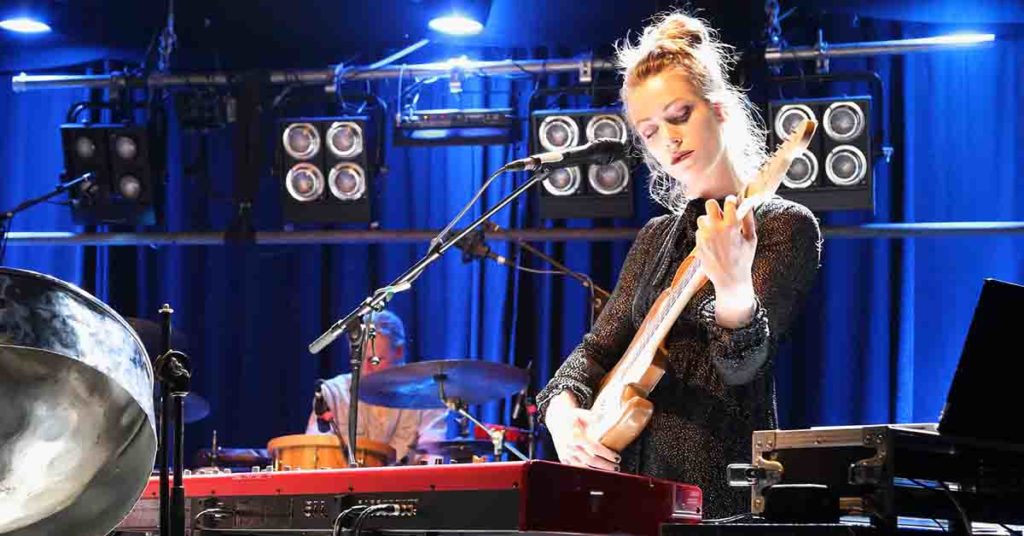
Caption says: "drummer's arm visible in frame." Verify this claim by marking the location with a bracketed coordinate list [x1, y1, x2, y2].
[305, 411, 330, 435]
[391, 409, 447, 465]
[418, 409, 448, 443]
[389, 410, 422, 463]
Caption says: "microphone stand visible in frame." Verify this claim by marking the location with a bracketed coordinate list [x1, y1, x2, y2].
[153, 304, 191, 536]
[343, 320, 370, 467]
[483, 220, 611, 318]
[0, 173, 92, 265]
[308, 167, 554, 355]
[309, 165, 554, 468]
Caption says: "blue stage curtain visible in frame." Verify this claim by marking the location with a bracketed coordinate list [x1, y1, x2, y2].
[0, 75, 85, 284]
[3, 20, 1021, 463]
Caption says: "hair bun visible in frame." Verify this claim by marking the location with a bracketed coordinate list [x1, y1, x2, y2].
[653, 13, 708, 49]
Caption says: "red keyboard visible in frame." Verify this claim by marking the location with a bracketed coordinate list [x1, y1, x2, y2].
[118, 460, 702, 534]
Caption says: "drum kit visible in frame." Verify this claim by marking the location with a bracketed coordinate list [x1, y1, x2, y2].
[249, 359, 535, 471]
[0, 266, 538, 536]
[360, 358, 536, 463]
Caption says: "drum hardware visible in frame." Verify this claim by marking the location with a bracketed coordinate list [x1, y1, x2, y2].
[359, 359, 533, 461]
[443, 394, 528, 461]
[415, 438, 498, 463]
[192, 431, 274, 471]
[152, 304, 192, 536]
[510, 359, 540, 459]
[126, 317, 209, 425]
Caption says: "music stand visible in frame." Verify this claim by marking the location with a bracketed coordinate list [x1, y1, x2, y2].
[937, 278, 1024, 444]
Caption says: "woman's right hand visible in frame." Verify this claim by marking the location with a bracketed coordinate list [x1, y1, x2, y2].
[545, 392, 621, 471]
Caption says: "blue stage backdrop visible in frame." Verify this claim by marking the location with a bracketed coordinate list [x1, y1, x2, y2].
[1, 8, 1022, 462]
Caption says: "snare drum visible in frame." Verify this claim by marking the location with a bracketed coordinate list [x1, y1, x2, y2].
[266, 434, 395, 469]
[473, 424, 528, 443]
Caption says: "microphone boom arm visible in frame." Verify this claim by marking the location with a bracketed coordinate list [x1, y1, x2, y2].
[308, 168, 554, 355]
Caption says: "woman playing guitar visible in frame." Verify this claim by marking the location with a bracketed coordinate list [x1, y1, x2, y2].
[536, 10, 823, 517]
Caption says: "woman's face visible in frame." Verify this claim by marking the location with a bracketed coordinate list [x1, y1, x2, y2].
[626, 69, 729, 198]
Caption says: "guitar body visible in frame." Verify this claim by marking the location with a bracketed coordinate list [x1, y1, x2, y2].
[587, 119, 818, 451]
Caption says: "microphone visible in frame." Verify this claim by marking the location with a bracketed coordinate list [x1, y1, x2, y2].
[454, 228, 511, 266]
[512, 360, 532, 420]
[313, 380, 333, 433]
[502, 138, 627, 172]
[68, 172, 98, 208]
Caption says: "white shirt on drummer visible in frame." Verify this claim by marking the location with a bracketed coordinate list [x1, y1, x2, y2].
[305, 373, 447, 462]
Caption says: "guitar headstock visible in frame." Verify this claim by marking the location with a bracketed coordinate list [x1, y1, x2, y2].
[741, 118, 818, 207]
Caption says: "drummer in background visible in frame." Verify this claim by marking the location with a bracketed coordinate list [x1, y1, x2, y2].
[305, 309, 447, 464]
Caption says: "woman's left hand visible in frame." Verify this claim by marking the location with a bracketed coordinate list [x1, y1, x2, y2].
[695, 195, 758, 328]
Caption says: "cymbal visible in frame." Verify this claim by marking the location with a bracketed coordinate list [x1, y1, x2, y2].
[415, 439, 495, 458]
[359, 359, 528, 409]
[182, 392, 211, 423]
[126, 317, 189, 359]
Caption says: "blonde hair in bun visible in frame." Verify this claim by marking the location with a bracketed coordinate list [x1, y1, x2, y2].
[615, 11, 768, 214]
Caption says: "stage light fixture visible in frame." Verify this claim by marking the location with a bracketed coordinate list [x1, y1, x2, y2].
[768, 96, 874, 211]
[60, 123, 161, 225]
[530, 108, 634, 219]
[277, 116, 377, 223]
[426, 0, 492, 36]
[394, 108, 516, 146]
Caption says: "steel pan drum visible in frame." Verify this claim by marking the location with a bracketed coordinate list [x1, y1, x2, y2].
[0, 268, 156, 536]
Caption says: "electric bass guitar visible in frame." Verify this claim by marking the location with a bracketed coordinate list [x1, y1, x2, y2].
[587, 118, 817, 451]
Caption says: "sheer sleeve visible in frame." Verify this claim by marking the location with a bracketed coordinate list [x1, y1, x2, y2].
[696, 201, 822, 385]
[535, 216, 669, 419]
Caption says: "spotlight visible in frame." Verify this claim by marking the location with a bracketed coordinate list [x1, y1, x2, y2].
[113, 134, 138, 160]
[325, 121, 363, 158]
[117, 175, 142, 200]
[538, 115, 579, 151]
[426, 0, 492, 36]
[822, 101, 865, 142]
[824, 145, 867, 186]
[328, 163, 366, 201]
[542, 167, 581, 197]
[0, 17, 50, 33]
[588, 160, 630, 196]
[773, 104, 815, 142]
[284, 163, 325, 203]
[282, 122, 321, 160]
[585, 114, 628, 144]
[782, 151, 819, 190]
[60, 123, 161, 225]
[768, 96, 874, 211]
[277, 116, 377, 223]
[0, 1, 52, 34]
[530, 108, 634, 219]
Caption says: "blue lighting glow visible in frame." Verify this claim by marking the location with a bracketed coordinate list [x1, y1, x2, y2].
[0, 17, 51, 34]
[901, 32, 996, 48]
[428, 14, 484, 36]
[927, 32, 996, 45]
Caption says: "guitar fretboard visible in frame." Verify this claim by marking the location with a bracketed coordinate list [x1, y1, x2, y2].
[622, 256, 704, 375]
